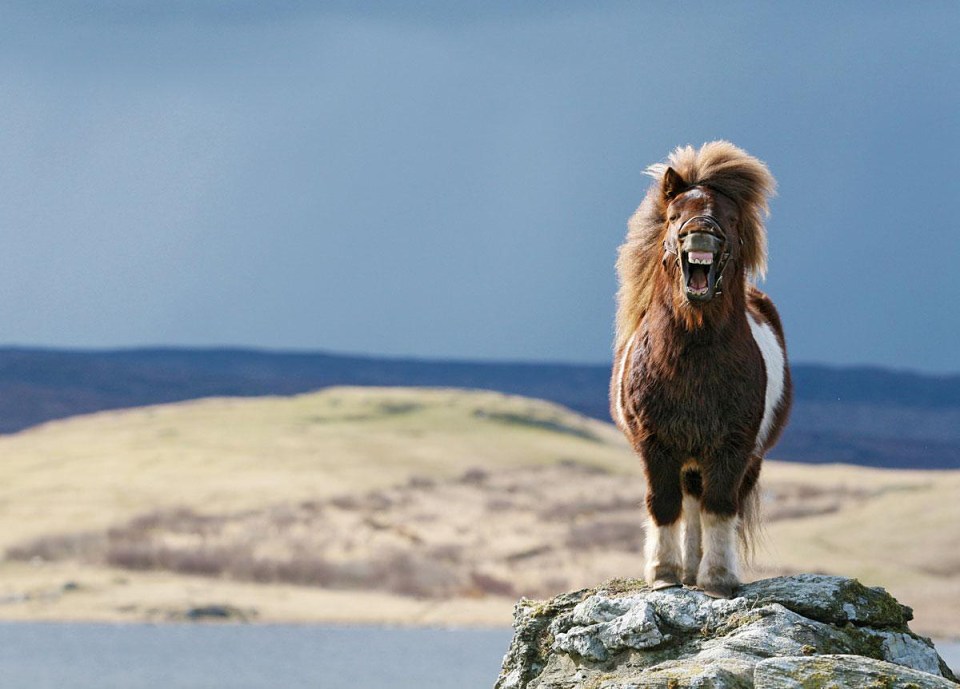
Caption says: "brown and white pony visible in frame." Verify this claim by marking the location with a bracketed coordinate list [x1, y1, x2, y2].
[610, 141, 792, 598]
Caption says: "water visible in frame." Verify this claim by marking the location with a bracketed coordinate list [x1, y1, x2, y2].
[0, 623, 513, 689]
[0, 623, 955, 688]
[938, 642, 960, 675]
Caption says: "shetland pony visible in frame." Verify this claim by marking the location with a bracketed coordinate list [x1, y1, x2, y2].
[610, 141, 792, 598]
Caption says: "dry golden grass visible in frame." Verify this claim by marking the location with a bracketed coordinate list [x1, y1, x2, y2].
[0, 387, 628, 551]
[0, 386, 957, 637]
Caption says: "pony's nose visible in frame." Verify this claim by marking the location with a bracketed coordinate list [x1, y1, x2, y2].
[680, 231, 724, 255]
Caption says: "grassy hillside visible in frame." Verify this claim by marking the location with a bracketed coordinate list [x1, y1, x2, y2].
[0, 387, 957, 636]
[0, 387, 628, 548]
[0, 346, 956, 469]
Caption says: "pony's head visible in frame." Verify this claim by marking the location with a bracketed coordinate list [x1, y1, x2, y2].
[615, 141, 776, 343]
[660, 177, 741, 304]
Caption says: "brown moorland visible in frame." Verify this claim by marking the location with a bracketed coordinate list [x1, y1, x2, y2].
[0, 387, 956, 636]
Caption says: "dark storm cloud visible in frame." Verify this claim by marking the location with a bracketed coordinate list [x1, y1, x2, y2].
[0, 3, 957, 371]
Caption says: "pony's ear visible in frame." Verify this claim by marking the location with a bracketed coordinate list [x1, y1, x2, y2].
[661, 167, 687, 201]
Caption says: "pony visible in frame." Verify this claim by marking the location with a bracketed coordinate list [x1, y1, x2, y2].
[610, 141, 792, 598]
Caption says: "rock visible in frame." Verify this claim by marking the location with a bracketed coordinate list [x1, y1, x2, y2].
[494, 575, 958, 689]
[179, 604, 255, 622]
[754, 655, 957, 689]
[739, 574, 912, 627]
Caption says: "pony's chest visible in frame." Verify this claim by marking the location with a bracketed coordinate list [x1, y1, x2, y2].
[626, 337, 763, 448]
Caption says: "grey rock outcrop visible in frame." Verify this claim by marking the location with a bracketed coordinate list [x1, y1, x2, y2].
[495, 574, 957, 689]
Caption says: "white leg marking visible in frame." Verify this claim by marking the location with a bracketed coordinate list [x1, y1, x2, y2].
[747, 313, 785, 453]
[697, 512, 740, 595]
[644, 517, 681, 588]
[614, 333, 637, 430]
[681, 494, 702, 585]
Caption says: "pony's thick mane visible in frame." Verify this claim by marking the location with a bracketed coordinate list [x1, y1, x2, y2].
[614, 141, 776, 351]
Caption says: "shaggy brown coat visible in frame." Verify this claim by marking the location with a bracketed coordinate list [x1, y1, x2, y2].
[610, 141, 792, 595]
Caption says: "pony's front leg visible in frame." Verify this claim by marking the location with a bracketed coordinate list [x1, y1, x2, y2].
[697, 450, 752, 598]
[641, 439, 684, 590]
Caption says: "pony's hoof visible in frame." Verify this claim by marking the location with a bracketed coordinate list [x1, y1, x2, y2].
[646, 563, 681, 590]
[701, 585, 737, 599]
[699, 576, 739, 598]
[697, 569, 740, 599]
[650, 579, 682, 591]
[697, 563, 740, 598]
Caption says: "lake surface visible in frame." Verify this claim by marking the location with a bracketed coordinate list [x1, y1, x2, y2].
[0, 623, 513, 689]
[0, 623, 955, 688]
[937, 642, 960, 674]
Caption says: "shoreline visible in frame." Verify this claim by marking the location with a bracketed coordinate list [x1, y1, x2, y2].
[1, 560, 956, 640]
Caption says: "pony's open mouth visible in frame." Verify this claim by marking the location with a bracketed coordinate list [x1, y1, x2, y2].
[681, 250, 717, 300]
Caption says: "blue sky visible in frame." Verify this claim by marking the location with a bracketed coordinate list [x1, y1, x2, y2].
[0, 2, 957, 372]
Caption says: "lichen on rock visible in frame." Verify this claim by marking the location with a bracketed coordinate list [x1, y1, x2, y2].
[754, 655, 957, 689]
[494, 575, 958, 689]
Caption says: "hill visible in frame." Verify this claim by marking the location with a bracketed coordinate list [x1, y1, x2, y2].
[0, 347, 957, 468]
[0, 387, 957, 637]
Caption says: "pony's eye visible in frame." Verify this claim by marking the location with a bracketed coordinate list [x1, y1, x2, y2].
[669, 214, 679, 222]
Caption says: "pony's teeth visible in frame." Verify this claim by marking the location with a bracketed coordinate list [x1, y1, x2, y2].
[688, 251, 713, 264]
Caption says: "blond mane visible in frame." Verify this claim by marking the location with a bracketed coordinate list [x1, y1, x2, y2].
[614, 141, 776, 352]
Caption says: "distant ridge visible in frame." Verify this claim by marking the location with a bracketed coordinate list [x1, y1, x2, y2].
[0, 347, 956, 469]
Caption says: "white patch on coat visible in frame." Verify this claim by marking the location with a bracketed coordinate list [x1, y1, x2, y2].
[679, 187, 710, 203]
[614, 332, 637, 430]
[698, 512, 739, 580]
[748, 312, 785, 453]
[681, 494, 702, 580]
[644, 517, 681, 584]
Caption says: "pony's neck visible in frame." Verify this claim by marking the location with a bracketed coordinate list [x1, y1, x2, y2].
[650, 268, 748, 341]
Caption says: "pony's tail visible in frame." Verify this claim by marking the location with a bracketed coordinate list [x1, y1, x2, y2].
[738, 480, 765, 566]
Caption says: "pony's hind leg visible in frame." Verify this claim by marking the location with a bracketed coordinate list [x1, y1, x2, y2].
[641, 439, 684, 590]
[736, 455, 763, 561]
[680, 467, 703, 586]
